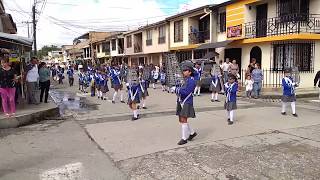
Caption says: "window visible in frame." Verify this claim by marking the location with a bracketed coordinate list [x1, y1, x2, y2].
[219, 12, 226, 32]
[174, 20, 183, 42]
[102, 42, 110, 53]
[126, 35, 132, 48]
[111, 39, 116, 51]
[277, 0, 309, 21]
[272, 41, 314, 72]
[97, 45, 101, 53]
[146, 29, 152, 46]
[158, 25, 166, 44]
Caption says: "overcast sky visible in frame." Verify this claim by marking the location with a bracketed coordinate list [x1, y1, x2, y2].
[4, 0, 227, 48]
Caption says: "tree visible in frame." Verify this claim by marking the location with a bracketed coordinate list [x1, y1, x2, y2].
[37, 45, 61, 59]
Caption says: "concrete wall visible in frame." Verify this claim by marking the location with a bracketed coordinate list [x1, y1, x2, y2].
[142, 24, 169, 54]
[310, 0, 320, 14]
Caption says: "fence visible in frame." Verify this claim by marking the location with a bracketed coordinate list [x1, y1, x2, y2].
[238, 69, 285, 88]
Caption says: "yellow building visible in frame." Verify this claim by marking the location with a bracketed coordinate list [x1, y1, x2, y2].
[209, 0, 320, 88]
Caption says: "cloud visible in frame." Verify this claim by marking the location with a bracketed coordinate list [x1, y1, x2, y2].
[5, 0, 170, 48]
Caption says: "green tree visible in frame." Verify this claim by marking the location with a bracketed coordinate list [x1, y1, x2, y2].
[37, 45, 61, 59]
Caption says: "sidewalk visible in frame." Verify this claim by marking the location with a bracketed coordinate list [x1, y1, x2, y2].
[0, 98, 59, 129]
[240, 87, 319, 99]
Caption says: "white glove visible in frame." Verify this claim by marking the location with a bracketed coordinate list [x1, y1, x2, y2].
[126, 83, 129, 87]
[170, 86, 176, 93]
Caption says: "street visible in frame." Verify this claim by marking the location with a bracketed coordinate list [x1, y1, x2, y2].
[1, 78, 320, 180]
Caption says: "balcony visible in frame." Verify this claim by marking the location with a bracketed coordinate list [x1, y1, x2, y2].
[189, 30, 210, 44]
[245, 14, 320, 39]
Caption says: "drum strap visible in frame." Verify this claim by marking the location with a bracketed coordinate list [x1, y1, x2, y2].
[129, 87, 139, 101]
[179, 92, 193, 108]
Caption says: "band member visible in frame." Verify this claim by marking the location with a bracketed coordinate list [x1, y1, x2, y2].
[151, 67, 159, 89]
[160, 70, 166, 92]
[139, 69, 149, 109]
[127, 65, 141, 120]
[78, 68, 84, 92]
[281, 68, 298, 117]
[67, 66, 74, 87]
[210, 73, 221, 102]
[110, 65, 125, 104]
[97, 70, 109, 100]
[193, 61, 202, 96]
[171, 61, 197, 145]
[90, 70, 96, 97]
[224, 74, 238, 125]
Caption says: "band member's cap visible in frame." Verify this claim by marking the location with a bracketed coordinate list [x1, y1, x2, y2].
[181, 61, 194, 72]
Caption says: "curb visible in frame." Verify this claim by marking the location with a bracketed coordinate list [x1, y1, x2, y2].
[0, 102, 60, 129]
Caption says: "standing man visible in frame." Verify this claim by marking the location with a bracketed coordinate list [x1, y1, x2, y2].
[314, 70, 320, 100]
[221, 58, 231, 84]
[25, 57, 40, 105]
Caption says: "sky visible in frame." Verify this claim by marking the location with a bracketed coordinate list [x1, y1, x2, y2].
[3, 0, 228, 48]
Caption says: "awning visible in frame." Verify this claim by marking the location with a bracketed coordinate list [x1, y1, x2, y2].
[202, 51, 219, 59]
[196, 40, 233, 50]
[0, 32, 33, 46]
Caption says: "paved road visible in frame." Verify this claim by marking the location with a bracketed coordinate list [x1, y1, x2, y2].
[1, 77, 320, 180]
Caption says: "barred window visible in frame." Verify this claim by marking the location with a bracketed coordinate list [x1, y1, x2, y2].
[272, 41, 314, 72]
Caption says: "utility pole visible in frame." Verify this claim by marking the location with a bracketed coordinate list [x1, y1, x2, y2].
[32, 2, 37, 56]
[22, 21, 32, 38]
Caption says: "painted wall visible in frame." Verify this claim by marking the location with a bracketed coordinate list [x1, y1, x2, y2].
[310, 0, 320, 14]
[142, 24, 169, 54]
[110, 39, 118, 57]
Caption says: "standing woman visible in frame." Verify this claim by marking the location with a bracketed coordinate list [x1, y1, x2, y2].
[39, 62, 51, 103]
[251, 63, 263, 99]
[0, 57, 17, 117]
[229, 59, 239, 78]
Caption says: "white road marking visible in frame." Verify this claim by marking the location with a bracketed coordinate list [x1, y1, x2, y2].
[40, 162, 83, 180]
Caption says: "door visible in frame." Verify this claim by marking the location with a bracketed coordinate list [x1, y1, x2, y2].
[250, 46, 262, 65]
[225, 48, 242, 70]
[256, 4, 268, 37]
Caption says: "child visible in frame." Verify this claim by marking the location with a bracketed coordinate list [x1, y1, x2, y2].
[78, 69, 84, 92]
[281, 68, 298, 117]
[151, 68, 159, 89]
[67, 66, 74, 87]
[90, 71, 96, 97]
[127, 73, 141, 121]
[244, 75, 254, 98]
[210, 73, 221, 102]
[171, 61, 197, 145]
[224, 74, 238, 125]
[98, 72, 109, 100]
[193, 61, 202, 96]
[160, 70, 166, 92]
[83, 72, 90, 93]
[110, 66, 125, 104]
[139, 70, 149, 109]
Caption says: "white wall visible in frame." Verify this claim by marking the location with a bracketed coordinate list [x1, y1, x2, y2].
[309, 0, 320, 14]
[110, 39, 118, 56]
[143, 24, 169, 54]
[124, 35, 134, 55]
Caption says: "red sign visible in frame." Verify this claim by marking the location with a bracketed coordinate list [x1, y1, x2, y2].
[227, 25, 242, 38]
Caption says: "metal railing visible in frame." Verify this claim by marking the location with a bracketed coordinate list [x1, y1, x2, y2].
[238, 68, 313, 88]
[189, 30, 210, 44]
[245, 14, 320, 39]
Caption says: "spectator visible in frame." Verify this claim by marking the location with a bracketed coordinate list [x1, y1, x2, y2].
[26, 57, 40, 104]
[0, 57, 17, 117]
[221, 58, 231, 83]
[229, 59, 239, 78]
[252, 63, 263, 99]
[39, 62, 51, 103]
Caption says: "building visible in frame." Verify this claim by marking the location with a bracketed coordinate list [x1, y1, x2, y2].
[0, 0, 17, 34]
[201, 0, 320, 88]
[48, 50, 63, 64]
[61, 45, 73, 64]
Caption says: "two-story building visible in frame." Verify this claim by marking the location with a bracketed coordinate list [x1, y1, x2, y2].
[124, 29, 145, 66]
[201, 0, 320, 88]
[108, 32, 126, 65]
[167, 5, 215, 62]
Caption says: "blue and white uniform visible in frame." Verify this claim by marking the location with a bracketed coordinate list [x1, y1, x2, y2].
[224, 82, 238, 111]
[175, 76, 197, 118]
[110, 68, 122, 90]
